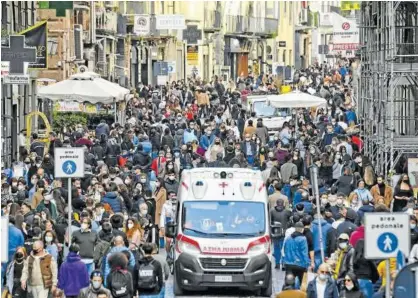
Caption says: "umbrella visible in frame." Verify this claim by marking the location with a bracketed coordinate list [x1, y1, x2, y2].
[38, 73, 129, 104]
[267, 91, 327, 109]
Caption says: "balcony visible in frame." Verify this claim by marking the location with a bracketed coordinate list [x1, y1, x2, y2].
[249, 17, 265, 34]
[96, 10, 117, 34]
[264, 18, 278, 35]
[203, 10, 222, 32]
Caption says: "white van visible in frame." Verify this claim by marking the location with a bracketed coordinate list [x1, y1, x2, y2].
[246, 93, 327, 136]
[165, 168, 272, 296]
[246, 95, 292, 136]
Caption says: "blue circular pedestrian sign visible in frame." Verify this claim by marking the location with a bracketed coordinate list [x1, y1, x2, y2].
[62, 160, 77, 175]
[377, 232, 398, 253]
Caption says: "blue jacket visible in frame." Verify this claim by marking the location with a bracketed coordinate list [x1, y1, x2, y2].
[140, 141, 152, 154]
[306, 277, 339, 298]
[183, 129, 198, 144]
[322, 132, 336, 148]
[283, 232, 310, 269]
[101, 192, 123, 213]
[199, 134, 215, 150]
[58, 252, 90, 296]
[8, 225, 24, 261]
[103, 246, 135, 286]
[345, 110, 357, 124]
[311, 218, 332, 254]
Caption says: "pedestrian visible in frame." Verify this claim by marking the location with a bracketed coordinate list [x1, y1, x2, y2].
[133, 243, 164, 297]
[78, 270, 112, 298]
[20, 240, 58, 298]
[270, 198, 292, 269]
[5, 247, 28, 298]
[306, 263, 339, 298]
[283, 222, 310, 284]
[107, 252, 133, 298]
[57, 244, 89, 298]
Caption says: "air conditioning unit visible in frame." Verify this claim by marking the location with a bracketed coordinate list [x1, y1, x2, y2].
[74, 24, 84, 60]
[299, 9, 308, 25]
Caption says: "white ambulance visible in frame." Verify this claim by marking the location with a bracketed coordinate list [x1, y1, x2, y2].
[164, 168, 272, 296]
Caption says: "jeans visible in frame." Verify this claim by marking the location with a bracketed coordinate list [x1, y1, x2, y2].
[314, 252, 324, 272]
[273, 238, 284, 265]
[247, 155, 254, 165]
[84, 261, 94, 276]
[358, 279, 373, 298]
[138, 287, 165, 298]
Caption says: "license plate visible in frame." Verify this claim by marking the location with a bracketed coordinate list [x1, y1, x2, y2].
[215, 275, 232, 282]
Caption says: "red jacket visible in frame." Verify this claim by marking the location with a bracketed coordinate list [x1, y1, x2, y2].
[151, 156, 167, 175]
[349, 225, 364, 248]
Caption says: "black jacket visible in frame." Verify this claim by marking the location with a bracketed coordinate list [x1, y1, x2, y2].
[161, 134, 175, 149]
[133, 256, 164, 294]
[270, 207, 292, 236]
[133, 152, 152, 169]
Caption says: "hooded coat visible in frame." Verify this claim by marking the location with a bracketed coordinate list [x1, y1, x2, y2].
[58, 252, 90, 296]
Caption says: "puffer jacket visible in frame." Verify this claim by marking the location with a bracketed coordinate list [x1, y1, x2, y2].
[101, 192, 123, 213]
[283, 231, 310, 269]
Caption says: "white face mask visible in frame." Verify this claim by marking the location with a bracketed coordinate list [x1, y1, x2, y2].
[127, 223, 134, 229]
[318, 273, 328, 281]
[140, 209, 148, 215]
[339, 242, 348, 250]
[81, 223, 89, 230]
[345, 284, 354, 291]
[140, 178, 146, 183]
[92, 281, 101, 289]
[45, 236, 53, 243]
[18, 185, 25, 190]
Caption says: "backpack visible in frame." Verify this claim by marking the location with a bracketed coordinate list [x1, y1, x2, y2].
[137, 260, 158, 290]
[270, 221, 284, 239]
[109, 269, 130, 298]
[93, 239, 112, 269]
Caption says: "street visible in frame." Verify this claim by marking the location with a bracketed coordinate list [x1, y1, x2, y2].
[159, 250, 285, 298]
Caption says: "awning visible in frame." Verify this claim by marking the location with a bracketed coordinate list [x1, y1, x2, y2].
[38, 72, 129, 104]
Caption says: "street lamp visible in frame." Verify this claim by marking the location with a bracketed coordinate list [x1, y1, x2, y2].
[309, 164, 325, 266]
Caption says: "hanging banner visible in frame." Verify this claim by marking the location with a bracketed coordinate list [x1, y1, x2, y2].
[187, 45, 198, 65]
[18, 21, 48, 69]
[134, 15, 150, 36]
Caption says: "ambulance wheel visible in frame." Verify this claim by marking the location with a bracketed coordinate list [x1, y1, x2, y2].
[173, 272, 184, 296]
[260, 277, 273, 297]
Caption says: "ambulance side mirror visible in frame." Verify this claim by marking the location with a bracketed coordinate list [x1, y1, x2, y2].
[165, 222, 177, 238]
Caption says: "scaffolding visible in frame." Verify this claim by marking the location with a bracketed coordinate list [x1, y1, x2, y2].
[359, 1, 418, 177]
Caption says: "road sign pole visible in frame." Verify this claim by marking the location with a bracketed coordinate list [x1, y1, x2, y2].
[68, 178, 72, 248]
[385, 259, 391, 298]
[414, 267, 418, 298]
[310, 165, 324, 264]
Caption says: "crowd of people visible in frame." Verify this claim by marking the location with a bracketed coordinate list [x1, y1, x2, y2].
[1, 59, 417, 298]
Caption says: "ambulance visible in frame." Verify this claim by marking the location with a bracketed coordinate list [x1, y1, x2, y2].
[164, 168, 272, 296]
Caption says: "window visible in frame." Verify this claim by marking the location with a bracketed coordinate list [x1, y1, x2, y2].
[284, 1, 286, 13]
[47, 38, 58, 55]
[283, 49, 286, 64]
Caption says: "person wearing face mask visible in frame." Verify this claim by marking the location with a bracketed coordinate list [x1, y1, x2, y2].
[78, 270, 111, 298]
[36, 194, 58, 220]
[370, 176, 393, 208]
[164, 172, 179, 195]
[270, 199, 292, 269]
[408, 215, 418, 246]
[42, 230, 59, 261]
[208, 137, 224, 163]
[339, 273, 364, 298]
[199, 127, 215, 152]
[125, 218, 142, 250]
[240, 133, 257, 165]
[393, 174, 414, 212]
[153, 177, 167, 232]
[160, 192, 178, 251]
[72, 217, 98, 275]
[57, 243, 89, 298]
[330, 234, 355, 283]
[31, 181, 46, 210]
[21, 240, 58, 298]
[306, 263, 339, 298]
[6, 247, 28, 298]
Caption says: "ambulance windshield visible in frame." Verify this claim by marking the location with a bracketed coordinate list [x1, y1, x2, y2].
[181, 200, 266, 238]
